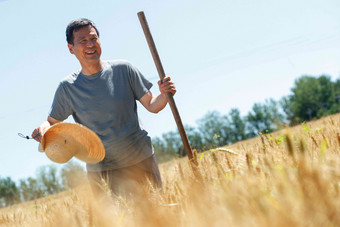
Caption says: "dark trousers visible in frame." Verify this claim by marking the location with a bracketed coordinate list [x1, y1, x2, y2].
[87, 155, 162, 198]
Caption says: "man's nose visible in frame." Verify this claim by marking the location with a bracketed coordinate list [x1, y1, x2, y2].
[87, 40, 94, 47]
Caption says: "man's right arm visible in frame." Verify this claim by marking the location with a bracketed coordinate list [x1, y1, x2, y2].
[31, 116, 62, 142]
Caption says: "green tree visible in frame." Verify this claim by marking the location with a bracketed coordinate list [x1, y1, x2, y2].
[289, 75, 339, 122]
[331, 78, 340, 113]
[334, 78, 340, 99]
[19, 177, 44, 202]
[197, 111, 232, 147]
[228, 108, 247, 143]
[184, 124, 205, 151]
[279, 96, 295, 125]
[246, 99, 284, 136]
[0, 177, 20, 207]
[314, 75, 337, 117]
[152, 137, 178, 162]
[152, 125, 204, 161]
[36, 165, 64, 196]
[162, 131, 184, 156]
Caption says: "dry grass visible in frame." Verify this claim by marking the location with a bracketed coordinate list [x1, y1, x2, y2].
[2, 113, 340, 226]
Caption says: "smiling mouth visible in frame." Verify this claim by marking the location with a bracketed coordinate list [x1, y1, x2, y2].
[85, 50, 96, 55]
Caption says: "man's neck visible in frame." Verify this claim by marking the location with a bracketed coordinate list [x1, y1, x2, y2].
[80, 60, 103, 76]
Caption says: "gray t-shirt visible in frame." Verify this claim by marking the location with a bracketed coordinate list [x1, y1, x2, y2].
[49, 60, 153, 172]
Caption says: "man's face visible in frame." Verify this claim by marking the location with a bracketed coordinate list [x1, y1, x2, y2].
[68, 25, 102, 65]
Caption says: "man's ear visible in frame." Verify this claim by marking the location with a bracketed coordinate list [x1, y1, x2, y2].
[68, 43, 74, 54]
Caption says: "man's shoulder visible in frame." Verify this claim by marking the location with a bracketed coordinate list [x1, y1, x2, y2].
[60, 70, 81, 85]
[105, 59, 134, 68]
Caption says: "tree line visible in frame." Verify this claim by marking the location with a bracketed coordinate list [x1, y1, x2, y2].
[153, 74, 340, 162]
[0, 161, 86, 207]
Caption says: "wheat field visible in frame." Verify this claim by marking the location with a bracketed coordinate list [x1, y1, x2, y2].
[2, 114, 340, 226]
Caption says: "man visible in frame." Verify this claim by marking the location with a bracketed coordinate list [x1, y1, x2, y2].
[32, 18, 176, 197]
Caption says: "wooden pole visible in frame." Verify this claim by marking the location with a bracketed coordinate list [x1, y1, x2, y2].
[137, 11, 194, 161]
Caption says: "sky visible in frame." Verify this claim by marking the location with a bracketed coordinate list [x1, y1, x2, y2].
[1, 0, 340, 182]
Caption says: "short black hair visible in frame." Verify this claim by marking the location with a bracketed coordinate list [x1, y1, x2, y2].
[66, 18, 100, 45]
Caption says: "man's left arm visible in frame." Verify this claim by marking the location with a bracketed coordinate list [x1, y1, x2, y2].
[140, 76, 176, 113]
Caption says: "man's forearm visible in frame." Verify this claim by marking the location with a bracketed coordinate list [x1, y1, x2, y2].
[147, 93, 168, 113]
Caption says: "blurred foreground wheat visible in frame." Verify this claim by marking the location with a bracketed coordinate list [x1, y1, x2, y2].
[2, 114, 340, 227]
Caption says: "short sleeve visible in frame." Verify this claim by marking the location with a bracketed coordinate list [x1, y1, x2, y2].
[126, 62, 153, 100]
[49, 82, 73, 121]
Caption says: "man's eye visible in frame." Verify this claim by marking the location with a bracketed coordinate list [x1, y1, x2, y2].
[80, 40, 87, 44]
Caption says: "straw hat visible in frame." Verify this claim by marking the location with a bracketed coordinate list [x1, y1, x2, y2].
[38, 122, 105, 164]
